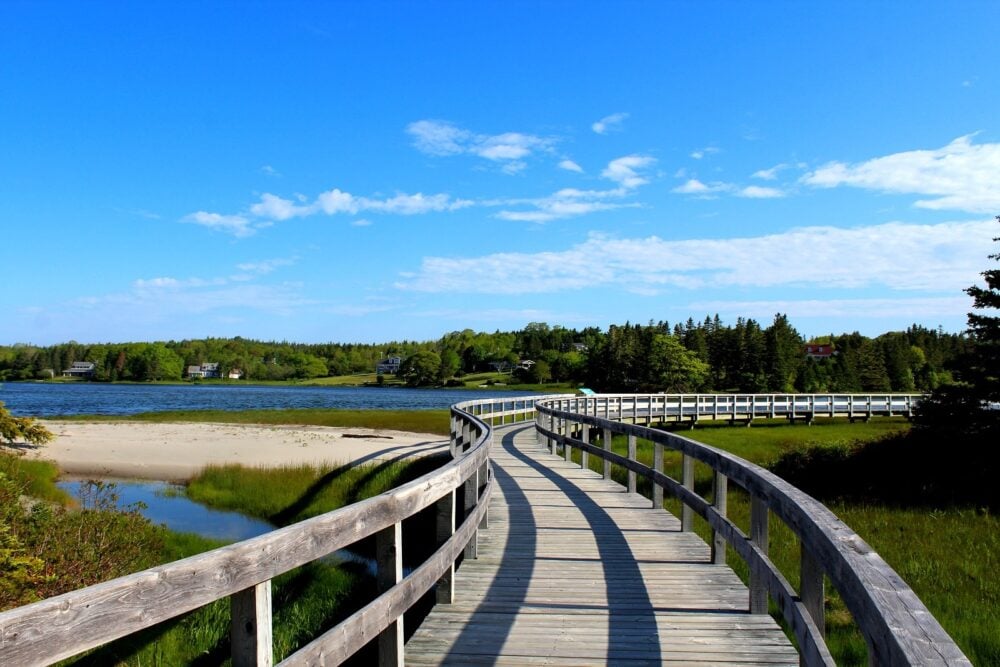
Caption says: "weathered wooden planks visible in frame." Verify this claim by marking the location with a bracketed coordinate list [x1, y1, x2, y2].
[405, 424, 799, 665]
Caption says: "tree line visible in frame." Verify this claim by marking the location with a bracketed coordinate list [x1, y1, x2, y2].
[0, 317, 968, 393]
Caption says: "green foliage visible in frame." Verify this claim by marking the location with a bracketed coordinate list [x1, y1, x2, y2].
[916, 215, 1000, 438]
[399, 349, 442, 386]
[0, 402, 54, 446]
[0, 473, 166, 612]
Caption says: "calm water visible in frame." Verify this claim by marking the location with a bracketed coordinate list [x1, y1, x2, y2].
[1, 381, 535, 417]
[57, 479, 274, 542]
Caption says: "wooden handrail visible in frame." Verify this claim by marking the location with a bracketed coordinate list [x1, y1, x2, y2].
[535, 394, 970, 667]
[0, 396, 546, 667]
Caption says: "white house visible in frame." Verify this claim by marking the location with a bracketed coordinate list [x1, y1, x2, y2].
[376, 356, 403, 374]
[186, 362, 222, 379]
[62, 361, 96, 378]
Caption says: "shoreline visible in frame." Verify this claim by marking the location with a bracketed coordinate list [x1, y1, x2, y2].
[15, 420, 449, 483]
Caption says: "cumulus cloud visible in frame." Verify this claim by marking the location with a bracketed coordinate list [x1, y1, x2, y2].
[250, 193, 313, 221]
[396, 219, 995, 295]
[592, 112, 629, 134]
[802, 134, 1000, 213]
[558, 159, 583, 173]
[406, 120, 553, 170]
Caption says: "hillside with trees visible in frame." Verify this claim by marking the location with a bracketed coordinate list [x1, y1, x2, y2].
[0, 316, 968, 393]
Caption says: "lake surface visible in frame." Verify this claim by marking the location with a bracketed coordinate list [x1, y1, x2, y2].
[1, 382, 536, 417]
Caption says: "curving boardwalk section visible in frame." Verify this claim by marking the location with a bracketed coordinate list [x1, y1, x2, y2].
[406, 424, 798, 665]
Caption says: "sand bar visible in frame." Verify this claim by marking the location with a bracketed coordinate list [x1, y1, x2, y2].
[13, 420, 449, 482]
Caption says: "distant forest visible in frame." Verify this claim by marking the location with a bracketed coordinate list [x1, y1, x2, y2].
[0, 316, 970, 394]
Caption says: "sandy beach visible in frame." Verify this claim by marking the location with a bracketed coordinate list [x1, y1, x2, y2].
[15, 421, 449, 482]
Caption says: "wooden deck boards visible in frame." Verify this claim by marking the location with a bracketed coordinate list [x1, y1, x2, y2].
[405, 424, 798, 665]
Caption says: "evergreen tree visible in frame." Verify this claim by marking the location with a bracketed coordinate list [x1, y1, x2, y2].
[915, 216, 1000, 436]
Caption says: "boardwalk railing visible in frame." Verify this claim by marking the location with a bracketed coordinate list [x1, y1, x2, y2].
[535, 394, 969, 666]
[0, 396, 545, 667]
[573, 392, 922, 426]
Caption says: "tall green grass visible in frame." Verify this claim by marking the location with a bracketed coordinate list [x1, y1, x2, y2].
[57, 408, 452, 435]
[62, 453, 447, 665]
[567, 418, 997, 665]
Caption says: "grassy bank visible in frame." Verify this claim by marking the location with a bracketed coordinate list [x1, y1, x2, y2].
[55, 408, 452, 436]
[66, 453, 448, 665]
[576, 418, 997, 665]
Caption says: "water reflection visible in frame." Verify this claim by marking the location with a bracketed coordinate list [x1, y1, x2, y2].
[58, 478, 275, 542]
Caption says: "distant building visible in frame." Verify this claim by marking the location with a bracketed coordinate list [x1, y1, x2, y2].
[804, 344, 835, 360]
[62, 361, 96, 378]
[228, 369, 244, 380]
[376, 356, 403, 374]
[572, 343, 589, 353]
[186, 362, 221, 379]
[517, 359, 535, 370]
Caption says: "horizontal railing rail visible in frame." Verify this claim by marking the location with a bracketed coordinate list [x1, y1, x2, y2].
[0, 396, 545, 667]
[534, 394, 968, 666]
[572, 392, 923, 426]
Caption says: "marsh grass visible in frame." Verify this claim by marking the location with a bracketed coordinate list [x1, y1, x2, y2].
[55, 453, 447, 665]
[565, 417, 997, 665]
[59, 408, 452, 436]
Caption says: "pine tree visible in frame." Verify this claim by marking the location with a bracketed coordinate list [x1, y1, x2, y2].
[915, 216, 1000, 435]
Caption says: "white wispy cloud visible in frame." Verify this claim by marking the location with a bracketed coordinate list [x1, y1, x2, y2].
[558, 159, 583, 173]
[737, 185, 785, 199]
[396, 219, 996, 295]
[190, 188, 473, 236]
[601, 155, 656, 189]
[234, 256, 298, 276]
[752, 164, 788, 180]
[690, 146, 720, 160]
[260, 165, 281, 177]
[406, 120, 553, 169]
[671, 179, 731, 196]
[591, 112, 629, 135]
[686, 296, 971, 320]
[802, 134, 1000, 213]
[183, 211, 256, 237]
[496, 155, 653, 222]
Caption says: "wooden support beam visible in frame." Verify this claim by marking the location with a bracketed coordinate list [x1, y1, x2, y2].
[435, 489, 455, 604]
[681, 453, 694, 532]
[231, 581, 273, 667]
[750, 495, 769, 614]
[376, 523, 404, 667]
[711, 471, 728, 564]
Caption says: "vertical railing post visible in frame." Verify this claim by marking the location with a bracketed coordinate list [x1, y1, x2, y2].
[602, 426, 612, 480]
[461, 420, 472, 453]
[548, 411, 556, 455]
[376, 522, 404, 667]
[711, 471, 728, 564]
[581, 423, 589, 471]
[563, 416, 572, 462]
[652, 442, 663, 509]
[231, 582, 273, 667]
[449, 414, 458, 457]
[681, 453, 694, 532]
[749, 495, 769, 614]
[800, 545, 826, 636]
[626, 433, 637, 494]
[435, 489, 455, 604]
[478, 459, 490, 529]
[464, 467, 479, 559]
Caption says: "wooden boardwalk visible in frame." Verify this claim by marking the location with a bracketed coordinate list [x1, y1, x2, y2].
[406, 424, 798, 666]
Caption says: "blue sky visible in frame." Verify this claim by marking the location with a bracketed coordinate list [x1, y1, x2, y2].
[2, 2, 998, 346]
